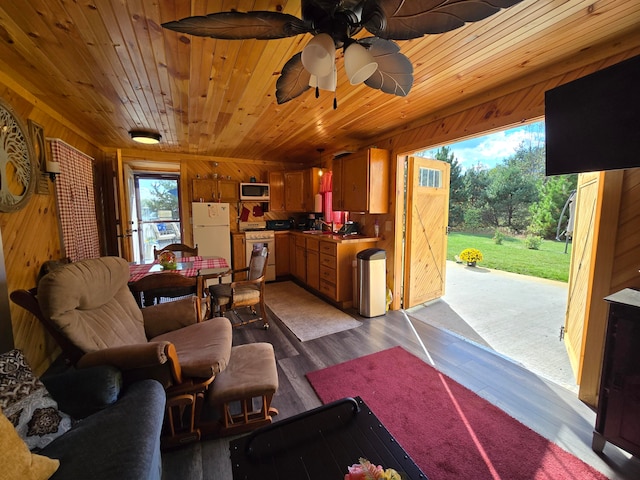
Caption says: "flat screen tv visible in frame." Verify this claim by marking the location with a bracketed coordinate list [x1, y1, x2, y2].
[545, 54, 640, 176]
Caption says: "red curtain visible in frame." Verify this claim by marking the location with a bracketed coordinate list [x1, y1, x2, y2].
[319, 171, 348, 224]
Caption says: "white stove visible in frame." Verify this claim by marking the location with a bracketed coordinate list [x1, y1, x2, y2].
[239, 222, 275, 281]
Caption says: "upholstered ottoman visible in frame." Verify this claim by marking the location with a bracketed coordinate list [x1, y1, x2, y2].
[206, 343, 278, 436]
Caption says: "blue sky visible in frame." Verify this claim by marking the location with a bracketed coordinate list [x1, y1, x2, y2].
[419, 121, 545, 171]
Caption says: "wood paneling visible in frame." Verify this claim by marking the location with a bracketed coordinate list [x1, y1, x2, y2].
[0, 92, 103, 375]
[0, 2, 638, 163]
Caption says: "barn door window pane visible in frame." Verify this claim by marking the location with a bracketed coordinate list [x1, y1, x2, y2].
[419, 167, 442, 188]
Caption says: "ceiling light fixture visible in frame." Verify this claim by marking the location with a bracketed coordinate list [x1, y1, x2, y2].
[129, 130, 161, 144]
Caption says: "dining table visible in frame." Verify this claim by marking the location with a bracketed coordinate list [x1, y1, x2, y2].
[128, 256, 229, 283]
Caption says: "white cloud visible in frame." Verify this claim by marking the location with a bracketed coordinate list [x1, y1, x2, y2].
[420, 122, 545, 170]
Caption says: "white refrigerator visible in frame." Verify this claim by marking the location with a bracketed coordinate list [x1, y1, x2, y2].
[192, 203, 231, 272]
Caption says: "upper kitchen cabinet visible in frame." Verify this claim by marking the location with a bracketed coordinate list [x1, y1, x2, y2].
[284, 168, 322, 212]
[192, 178, 239, 203]
[269, 171, 286, 212]
[333, 148, 390, 213]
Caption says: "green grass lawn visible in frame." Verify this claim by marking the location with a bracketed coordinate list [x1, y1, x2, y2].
[447, 232, 572, 282]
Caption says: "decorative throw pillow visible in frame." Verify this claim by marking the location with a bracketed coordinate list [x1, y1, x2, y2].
[0, 408, 59, 480]
[0, 349, 72, 450]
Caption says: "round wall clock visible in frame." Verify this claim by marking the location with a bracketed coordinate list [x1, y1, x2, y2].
[0, 97, 36, 212]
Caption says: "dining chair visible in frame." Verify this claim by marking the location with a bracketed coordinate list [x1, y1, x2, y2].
[129, 271, 200, 311]
[202, 246, 269, 329]
[153, 242, 198, 259]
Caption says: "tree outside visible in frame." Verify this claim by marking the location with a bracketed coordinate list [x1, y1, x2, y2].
[415, 124, 577, 240]
[139, 178, 179, 221]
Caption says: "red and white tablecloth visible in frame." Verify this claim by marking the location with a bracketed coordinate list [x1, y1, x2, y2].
[128, 256, 229, 282]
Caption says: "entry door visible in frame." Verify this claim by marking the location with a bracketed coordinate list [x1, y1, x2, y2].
[403, 156, 451, 308]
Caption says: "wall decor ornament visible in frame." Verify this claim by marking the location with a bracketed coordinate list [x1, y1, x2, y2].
[0, 98, 36, 212]
[28, 119, 50, 195]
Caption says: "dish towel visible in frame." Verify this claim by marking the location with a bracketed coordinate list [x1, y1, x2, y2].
[252, 205, 264, 216]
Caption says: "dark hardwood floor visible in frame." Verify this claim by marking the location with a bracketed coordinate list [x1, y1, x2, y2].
[162, 306, 640, 480]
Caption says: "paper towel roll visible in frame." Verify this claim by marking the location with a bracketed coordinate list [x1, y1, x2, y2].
[314, 193, 323, 213]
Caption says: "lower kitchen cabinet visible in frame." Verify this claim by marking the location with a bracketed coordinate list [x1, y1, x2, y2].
[306, 238, 320, 290]
[294, 235, 306, 282]
[231, 233, 246, 280]
[284, 233, 377, 308]
[274, 232, 290, 276]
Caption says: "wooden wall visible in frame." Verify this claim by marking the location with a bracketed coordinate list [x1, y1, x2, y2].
[118, 150, 296, 251]
[0, 81, 103, 374]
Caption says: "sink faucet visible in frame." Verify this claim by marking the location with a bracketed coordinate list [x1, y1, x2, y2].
[319, 220, 335, 233]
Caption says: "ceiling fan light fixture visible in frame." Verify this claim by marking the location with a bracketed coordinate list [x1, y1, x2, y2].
[301, 33, 336, 77]
[129, 130, 161, 144]
[344, 43, 378, 85]
[309, 62, 337, 92]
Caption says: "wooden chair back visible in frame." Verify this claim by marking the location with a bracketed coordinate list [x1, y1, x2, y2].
[153, 243, 198, 259]
[128, 272, 198, 311]
[247, 246, 269, 281]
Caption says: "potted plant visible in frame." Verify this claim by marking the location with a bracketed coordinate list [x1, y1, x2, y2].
[459, 248, 483, 267]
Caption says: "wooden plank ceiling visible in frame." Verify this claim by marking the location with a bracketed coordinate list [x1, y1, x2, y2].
[0, 0, 638, 164]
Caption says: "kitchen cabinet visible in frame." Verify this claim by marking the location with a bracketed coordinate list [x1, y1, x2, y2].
[284, 168, 322, 212]
[306, 238, 320, 290]
[274, 231, 290, 276]
[318, 242, 338, 300]
[231, 233, 246, 280]
[269, 171, 285, 212]
[332, 148, 389, 213]
[293, 235, 306, 281]
[592, 289, 640, 458]
[320, 239, 376, 308]
[289, 232, 377, 308]
[284, 171, 305, 212]
[193, 178, 239, 203]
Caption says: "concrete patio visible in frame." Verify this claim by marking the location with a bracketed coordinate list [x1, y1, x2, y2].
[406, 260, 577, 392]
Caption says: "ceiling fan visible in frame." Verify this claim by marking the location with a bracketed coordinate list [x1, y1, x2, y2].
[162, 0, 524, 106]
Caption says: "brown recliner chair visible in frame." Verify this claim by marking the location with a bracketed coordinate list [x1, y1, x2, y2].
[11, 256, 233, 448]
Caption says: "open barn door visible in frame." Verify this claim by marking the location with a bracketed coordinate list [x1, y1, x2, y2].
[563, 172, 600, 383]
[403, 157, 450, 308]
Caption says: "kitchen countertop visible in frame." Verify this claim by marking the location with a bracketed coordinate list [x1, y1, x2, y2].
[275, 230, 379, 244]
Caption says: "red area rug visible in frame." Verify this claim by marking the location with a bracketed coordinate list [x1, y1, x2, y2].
[306, 347, 606, 480]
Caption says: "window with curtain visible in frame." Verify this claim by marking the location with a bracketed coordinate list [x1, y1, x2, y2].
[50, 139, 100, 261]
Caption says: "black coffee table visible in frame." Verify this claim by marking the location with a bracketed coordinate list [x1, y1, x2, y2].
[230, 396, 428, 479]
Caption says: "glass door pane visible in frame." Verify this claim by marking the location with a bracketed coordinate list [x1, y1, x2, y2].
[135, 175, 181, 263]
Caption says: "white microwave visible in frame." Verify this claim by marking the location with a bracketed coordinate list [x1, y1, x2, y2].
[240, 182, 270, 201]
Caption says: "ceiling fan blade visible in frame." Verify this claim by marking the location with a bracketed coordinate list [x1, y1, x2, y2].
[363, 0, 524, 40]
[276, 53, 312, 104]
[162, 11, 310, 40]
[361, 38, 413, 96]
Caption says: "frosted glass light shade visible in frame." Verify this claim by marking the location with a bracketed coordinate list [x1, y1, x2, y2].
[344, 43, 378, 85]
[309, 62, 337, 92]
[129, 130, 161, 144]
[301, 33, 336, 77]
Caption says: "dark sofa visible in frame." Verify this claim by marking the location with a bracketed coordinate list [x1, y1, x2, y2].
[39, 366, 165, 480]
